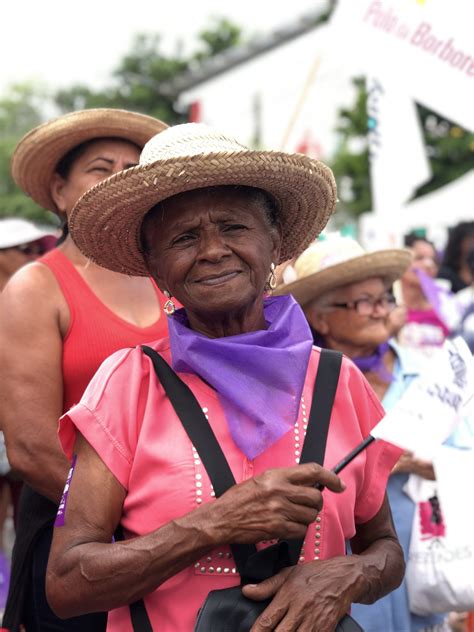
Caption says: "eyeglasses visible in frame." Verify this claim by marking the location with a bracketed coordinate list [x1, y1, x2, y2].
[328, 293, 397, 316]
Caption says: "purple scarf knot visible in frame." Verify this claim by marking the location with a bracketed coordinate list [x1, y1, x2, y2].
[167, 295, 313, 459]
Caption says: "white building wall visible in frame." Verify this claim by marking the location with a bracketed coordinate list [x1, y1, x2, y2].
[179, 24, 356, 161]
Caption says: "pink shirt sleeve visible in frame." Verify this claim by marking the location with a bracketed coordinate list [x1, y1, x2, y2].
[340, 358, 403, 525]
[59, 346, 151, 490]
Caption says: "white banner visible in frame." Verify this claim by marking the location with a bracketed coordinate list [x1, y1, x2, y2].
[371, 337, 474, 459]
[330, 0, 473, 131]
[367, 75, 432, 211]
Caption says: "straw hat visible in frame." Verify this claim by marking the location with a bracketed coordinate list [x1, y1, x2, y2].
[275, 236, 412, 306]
[69, 123, 337, 276]
[11, 108, 168, 213]
[0, 218, 57, 249]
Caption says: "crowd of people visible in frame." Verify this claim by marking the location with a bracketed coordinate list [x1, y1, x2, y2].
[0, 108, 472, 632]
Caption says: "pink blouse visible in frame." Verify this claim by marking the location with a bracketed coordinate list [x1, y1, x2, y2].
[59, 339, 400, 632]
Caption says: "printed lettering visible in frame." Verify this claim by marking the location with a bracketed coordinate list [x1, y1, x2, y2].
[426, 383, 462, 411]
[448, 349, 467, 389]
[411, 22, 430, 47]
[410, 22, 473, 77]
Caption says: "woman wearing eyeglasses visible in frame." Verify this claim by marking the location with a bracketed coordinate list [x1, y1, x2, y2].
[276, 236, 449, 632]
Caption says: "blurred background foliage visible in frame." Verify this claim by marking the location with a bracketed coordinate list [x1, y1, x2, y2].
[0, 16, 472, 226]
[330, 78, 474, 219]
[0, 18, 241, 225]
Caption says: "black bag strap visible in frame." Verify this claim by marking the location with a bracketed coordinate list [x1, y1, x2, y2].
[121, 345, 342, 631]
[141, 345, 342, 571]
[114, 524, 154, 632]
[287, 347, 342, 564]
[141, 345, 258, 574]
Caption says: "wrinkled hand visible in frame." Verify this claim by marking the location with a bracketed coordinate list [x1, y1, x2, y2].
[206, 464, 345, 545]
[391, 451, 435, 480]
[243, 557, 358, 632]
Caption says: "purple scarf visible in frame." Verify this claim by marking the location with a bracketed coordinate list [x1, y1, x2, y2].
[313, 331, 392, 383]
[353, 342, 393, 383]
[168, 295, 313, 459]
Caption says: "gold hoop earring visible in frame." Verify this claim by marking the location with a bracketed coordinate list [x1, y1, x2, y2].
[268, 262, 277, 291]
[163, 290, 176, 315]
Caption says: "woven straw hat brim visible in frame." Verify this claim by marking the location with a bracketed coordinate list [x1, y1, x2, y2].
[69, 150, 337, 276]
[275, 250, 413, 306]
[11, 109, 168, 213]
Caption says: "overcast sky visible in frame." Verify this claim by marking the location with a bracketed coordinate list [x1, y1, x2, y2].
[1, 0, 325, 93]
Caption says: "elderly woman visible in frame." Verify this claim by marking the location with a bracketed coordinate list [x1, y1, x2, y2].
[277, 236, 448, 632]
[46, 124, 404, 632]
[0, 109, 168, 631]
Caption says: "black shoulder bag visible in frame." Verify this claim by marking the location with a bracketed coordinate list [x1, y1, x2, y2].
[120, 346, 363, 632]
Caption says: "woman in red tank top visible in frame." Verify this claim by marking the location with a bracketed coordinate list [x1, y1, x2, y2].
[0, 109, 168, 632]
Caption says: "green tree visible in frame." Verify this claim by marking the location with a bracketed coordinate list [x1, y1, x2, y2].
[55, 18, 242, 124]
[0, 18, 242, 222]
[194, 18, 242, 61]
[55, 34, 189, 123]
[330, 78, 474, 219]
[0, 83, 56, 224]
[414, 105, 474, 198]
[330, 78, 371, 219]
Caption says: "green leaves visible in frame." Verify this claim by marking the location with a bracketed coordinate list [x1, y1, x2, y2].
[0, 82, 56, 224]
[54, 18, 242, 125]
[329, 78, 474, 219]
[0, 18, 242, 223]
[330, 78, 372, 219]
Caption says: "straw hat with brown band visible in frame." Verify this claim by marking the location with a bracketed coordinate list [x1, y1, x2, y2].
[11, 108, 168, 213]
[69, 123, 338, 277]
[274, 236, 413, 306]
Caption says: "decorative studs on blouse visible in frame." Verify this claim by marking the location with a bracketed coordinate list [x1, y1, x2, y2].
[195, 554, 237, 575]
[295, 396, 307, 464]
[193, 399, 323, 572]
[192, 446, 203, 504]
[314, 515, 322, 560]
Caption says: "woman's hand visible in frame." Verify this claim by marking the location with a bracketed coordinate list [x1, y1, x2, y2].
[391, 451, 435, 480]
[242, 496, 405, 631]
[199, 463, 345, 545]
[243, 557, 358, 632]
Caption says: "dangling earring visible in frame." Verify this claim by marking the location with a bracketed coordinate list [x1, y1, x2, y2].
[268, 262, 277, 291]
[163, 290, 176, 315]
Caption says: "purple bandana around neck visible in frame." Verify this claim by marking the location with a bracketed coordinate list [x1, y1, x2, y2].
[353, 341, 393, 383]
[167, 295, 313, 460]
[313, 331, 392, 383]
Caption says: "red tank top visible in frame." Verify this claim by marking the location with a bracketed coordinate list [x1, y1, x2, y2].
[40, 249, 168, 412]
